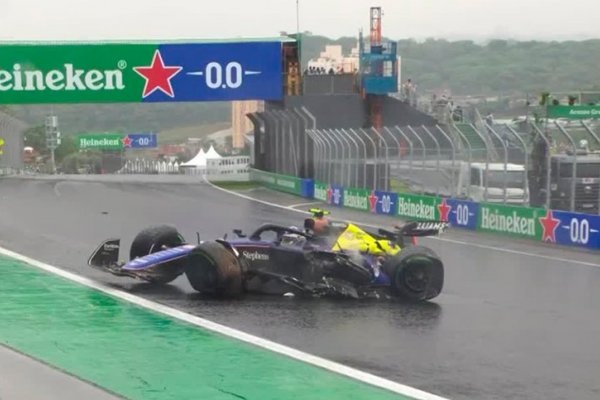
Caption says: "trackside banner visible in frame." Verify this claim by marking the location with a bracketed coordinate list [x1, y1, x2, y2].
[397, 193, 446, 221]
[251, 170, 600, 251]
[0, 41, 283, 104]
[250, 169, 308, 197]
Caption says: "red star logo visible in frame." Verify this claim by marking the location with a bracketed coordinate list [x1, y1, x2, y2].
[133, 50, 182, 98]
[326, 187, 333, 204]
[539, 210, 560, 243]
[123, 136, 133, 147]
[369, 191, 378, 213]
[437, 199, 451, 222]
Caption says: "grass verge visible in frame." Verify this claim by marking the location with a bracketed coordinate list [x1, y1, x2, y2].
[210, 181, 259, 190]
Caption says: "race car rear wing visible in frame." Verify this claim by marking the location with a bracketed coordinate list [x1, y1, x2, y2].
[377, 221, 449, 243]
[398, 221, 449, 237]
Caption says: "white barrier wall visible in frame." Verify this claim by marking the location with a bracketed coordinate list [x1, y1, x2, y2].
[206, 156, 250, 181]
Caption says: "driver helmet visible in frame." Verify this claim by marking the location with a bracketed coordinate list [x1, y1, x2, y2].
[304, 217, 331, 235]
[280, 232, 307, 247]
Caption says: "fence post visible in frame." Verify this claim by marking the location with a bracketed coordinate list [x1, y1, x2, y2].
[405, 125, 427, 194]
[580, 120, 600, 146]
[349, 128, 368, 189]
[328, 129, 344, 186]
[555, 121, 578, 212]
[315, 129, 333, 184]
[278, 110, 299, 176]
[435, 125, 457, 197]
[421, 125, 442, 196]
[505, 124, 530, 205]
[469, 123, 492, 202]
[395, 126, 414, 192]
[484, 123, 509, 204]
[343, 128, 361, 188]
[371, 127, 390, 191]
[294, 108, 312, 178]
[530, 123, 552, 210]
[284, 111, 300, 176]
[305, 129, 321, 182]
[322, 129, 339, 185]
[382, 127, 402, 192]
[334, 129, 352, 187]
[358, 128, 378, 191]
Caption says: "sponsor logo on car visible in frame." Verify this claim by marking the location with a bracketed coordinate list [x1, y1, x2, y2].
[415, 222, 449, 231]
[242, 251, 270, 261]
[103, 243, 119, 250]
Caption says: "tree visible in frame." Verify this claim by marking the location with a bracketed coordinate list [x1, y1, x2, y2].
[55, 135, 78, 163]
[23, 125, 47, 153]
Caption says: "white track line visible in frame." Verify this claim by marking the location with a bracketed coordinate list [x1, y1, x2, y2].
[207, 180, 600, 269]
[289, 201, 323, 208]
[0, 246, 448, 400]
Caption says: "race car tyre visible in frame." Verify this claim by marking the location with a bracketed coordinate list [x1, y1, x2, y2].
[382, 245, 444, 301]
[185, 241, 243, 297]
[129, 225, 187, 284]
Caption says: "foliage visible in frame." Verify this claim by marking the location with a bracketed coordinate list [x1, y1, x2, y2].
[23, 125, 46, 152]
[301, 36, 600, 96]
[55, 136, 78, 163]
[7, 102, 230, 136]
[59, 151, 102, 174]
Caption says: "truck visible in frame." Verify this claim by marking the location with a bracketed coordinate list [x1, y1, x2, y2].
[457, 162, 529, 205]
[547, 153, 600, 214]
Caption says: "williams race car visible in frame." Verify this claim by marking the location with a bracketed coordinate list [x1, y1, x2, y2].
[88, 211, 448, 301]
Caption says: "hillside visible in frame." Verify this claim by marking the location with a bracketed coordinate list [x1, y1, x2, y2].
[7, 102, 230, 137]
[301, 36, 600, 96]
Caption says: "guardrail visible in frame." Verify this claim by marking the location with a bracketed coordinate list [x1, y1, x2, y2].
[251, 169, 600, 251]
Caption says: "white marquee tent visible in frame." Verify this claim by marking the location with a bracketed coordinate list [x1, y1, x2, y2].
[180, 148, 207, 168]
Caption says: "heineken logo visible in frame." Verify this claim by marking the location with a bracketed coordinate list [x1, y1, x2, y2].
[398, 197, 435, 220]
[275, 178, 296, 189]
[133, 50, 182, 98]
[344, 191, 368, 210]
[314, 185, 329, 202]
[256, 174, 275, 184]
[77, 134, 125, 150]
[481, 207, 535, 236]
[80, 137, 120, 148]
[0, 63, 125, 92]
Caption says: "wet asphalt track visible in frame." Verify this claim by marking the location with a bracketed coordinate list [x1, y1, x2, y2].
[0, 177, 599, 400]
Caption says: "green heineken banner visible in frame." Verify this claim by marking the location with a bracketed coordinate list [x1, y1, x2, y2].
[397, 193, 444, 221]
[0, 41, 283, 104]
[249, 169, 302, 196]
[343, 188, 371, 211]
[546, 105, 600, 119]
[477, 203, 545, 240]
[314, 181, 330, 202]
[78, 134, 124, 150]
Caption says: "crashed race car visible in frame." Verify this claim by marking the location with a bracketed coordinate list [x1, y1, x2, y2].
[88, 210, 448, 301]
